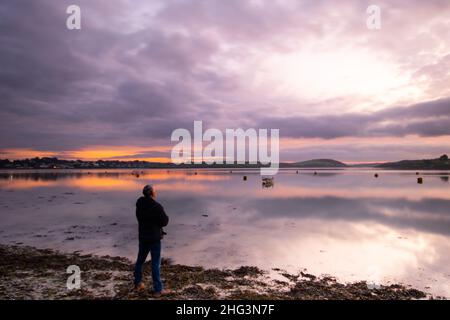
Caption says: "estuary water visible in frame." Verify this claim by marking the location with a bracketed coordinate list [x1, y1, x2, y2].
[0, 168, 449, 296]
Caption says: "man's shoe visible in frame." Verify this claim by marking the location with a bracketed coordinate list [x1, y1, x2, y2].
[134, 282, 146, 291]
[153, 289, 172, 298]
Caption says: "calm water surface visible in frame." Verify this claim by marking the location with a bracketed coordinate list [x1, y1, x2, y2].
[0, 169, 449, 296]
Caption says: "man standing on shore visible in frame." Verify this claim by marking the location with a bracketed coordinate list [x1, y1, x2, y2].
[134, 184, 169, 296]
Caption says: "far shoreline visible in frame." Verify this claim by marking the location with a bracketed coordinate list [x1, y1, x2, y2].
[2, 155, 449, 170]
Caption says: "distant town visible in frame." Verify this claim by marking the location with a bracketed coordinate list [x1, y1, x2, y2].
[0, 157, 269, 170]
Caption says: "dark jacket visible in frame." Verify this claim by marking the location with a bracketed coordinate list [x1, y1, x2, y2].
[136, 196, 169, 243]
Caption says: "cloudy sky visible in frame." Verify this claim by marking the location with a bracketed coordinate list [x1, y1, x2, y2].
[1, 0, 450, 163]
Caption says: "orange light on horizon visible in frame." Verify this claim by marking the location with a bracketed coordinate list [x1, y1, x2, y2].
[67, 146, 171, 161]
[0, 149, 58, 160]
[0, 146, 172, 162]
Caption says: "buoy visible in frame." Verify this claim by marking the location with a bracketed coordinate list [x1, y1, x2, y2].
[194, 172, 198, 175]
[296, 170, 299, 174]
[374, 173, 379, 178]
[418, 177, 423, 184]
[243, 176, 247, 181]
[314, 171, 317, 175]
[416, 172, 419, 175]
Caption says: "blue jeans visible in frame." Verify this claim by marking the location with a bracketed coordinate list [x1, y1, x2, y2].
[134, 240, 163, 293]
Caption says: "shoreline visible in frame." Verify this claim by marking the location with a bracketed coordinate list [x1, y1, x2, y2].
[0, 244, 441, 300]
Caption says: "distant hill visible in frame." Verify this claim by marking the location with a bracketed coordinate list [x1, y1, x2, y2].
[286, 159, 348, 168]
[376, 155, 450, 170]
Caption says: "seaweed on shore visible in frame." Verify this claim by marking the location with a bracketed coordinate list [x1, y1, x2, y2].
[0, 244, 435, 300]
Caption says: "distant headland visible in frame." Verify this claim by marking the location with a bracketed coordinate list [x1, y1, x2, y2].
[375, 154, 450, 170]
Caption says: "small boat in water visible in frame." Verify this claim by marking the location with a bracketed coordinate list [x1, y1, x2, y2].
[262, 177, 274, 188]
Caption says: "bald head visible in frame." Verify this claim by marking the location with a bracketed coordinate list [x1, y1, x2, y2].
[142, 184, 157, 199]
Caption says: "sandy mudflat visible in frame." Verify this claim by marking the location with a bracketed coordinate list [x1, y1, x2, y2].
[0, 244, 442, 300]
